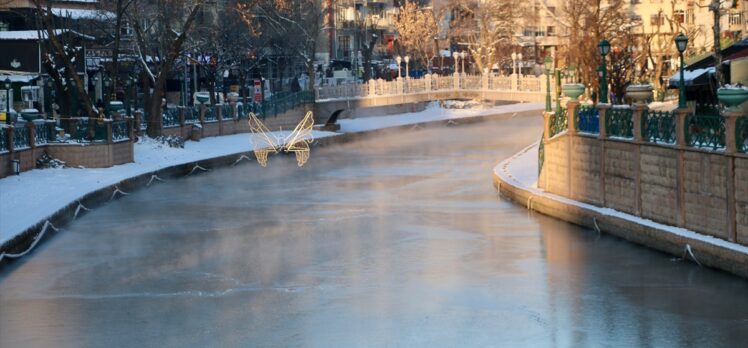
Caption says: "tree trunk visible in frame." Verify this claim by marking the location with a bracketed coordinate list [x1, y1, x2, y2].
[712, 1, 724, 86]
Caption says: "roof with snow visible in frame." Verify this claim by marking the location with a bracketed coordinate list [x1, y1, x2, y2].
[51, 8, 114, 20]
[0, 30, 95, 41]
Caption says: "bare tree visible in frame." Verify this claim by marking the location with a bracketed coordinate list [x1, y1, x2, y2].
[393, 1, 438, 70]
[237, 0, 325, 90]
[32, 0, 97, 119]
[128, 0, 204, 137]
[440, 0, 524, 73]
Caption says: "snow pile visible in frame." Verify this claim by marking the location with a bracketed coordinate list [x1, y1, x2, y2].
[440, 100, 484, 109]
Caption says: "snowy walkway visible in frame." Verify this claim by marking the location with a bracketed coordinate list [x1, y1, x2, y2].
[495, 143, 748, 257]
[0, 102, 543, 245]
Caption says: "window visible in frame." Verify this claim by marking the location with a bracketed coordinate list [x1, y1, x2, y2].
[0, 21, 8, 31]
[631, 0, 641, 4]
[686, 8, 695, 25]
[337, 35, 351, 58]
[674, 10, 685, 24]
[547, 26, 555, 36]
[730, 12, 744, 25]
[523, 26, 536, 37]
[650, 14, 664, 26]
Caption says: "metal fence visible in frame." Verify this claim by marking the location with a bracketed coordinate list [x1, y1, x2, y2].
[606, 107, 634, 139]
[550, 108, 567, 138]
[0, 127, 8, 152]
[642, 110, 676, 144]
[738, 117, 748, 153]
[34, 122, 56, 146]
[163, 107, 180, 127]
[12, 125, 30, 150]
[576, 104, 599, 134]
[112, 120, 129, 142]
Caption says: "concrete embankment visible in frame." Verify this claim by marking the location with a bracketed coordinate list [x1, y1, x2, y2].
[493, 144, 748, 279]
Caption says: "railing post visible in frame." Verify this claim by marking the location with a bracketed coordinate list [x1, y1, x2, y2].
[632, 104, 647, 143]
[178, 107, 185, 127]
[482, 70, 489, 90]
[127, 116, 135, 140]
[675, 108, 689, 148]
[453, 73, 460, 90]
[722, 109, 741, 242]
[199, 104, 206, 124]
[724, 110, 741, 154]
[133, 111, 142, 135]
[105, 119, 113, 144]
[598, 104, 611, 139]
[566, 100, 579, 136]
[27, 121, 36, 149]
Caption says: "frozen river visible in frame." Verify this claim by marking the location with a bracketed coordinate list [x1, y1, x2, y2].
[2, 112, 748, 347]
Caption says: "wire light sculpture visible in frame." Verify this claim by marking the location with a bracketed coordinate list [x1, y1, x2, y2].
[248, 111, 315, 167]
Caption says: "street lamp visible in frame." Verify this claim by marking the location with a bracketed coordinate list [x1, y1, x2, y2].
[511, 52, 517, 75]
[460, 51, 466, 75]
[544, 56, 553, 112]
[675, 32, 689, 109]
[598, 39, 611, 103]
[396, 55, 402, 79]
[404, 55, 410, 79]
[125, 78, 132, 116]
[4, 78, 11, 121]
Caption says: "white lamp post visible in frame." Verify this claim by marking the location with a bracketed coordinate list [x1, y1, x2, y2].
[452, 52, 459, 75]
[511, 52, 517, 75]
[404, 55, 410, 79]
[460, 51, 466, 75]
[517, 53, 523, 77]
[396, 55, 402, 79]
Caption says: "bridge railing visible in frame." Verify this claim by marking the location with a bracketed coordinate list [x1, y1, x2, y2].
[315, 73, 554, 102]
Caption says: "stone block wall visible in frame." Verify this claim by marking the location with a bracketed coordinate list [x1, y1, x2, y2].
[734, 158, 748, 243]
[542, 138, 569, 197]
[570, 136, 602, 205]
[604, 141, 638, 214]
[683, 152, 729, 238]
[639, 145, 678, 225]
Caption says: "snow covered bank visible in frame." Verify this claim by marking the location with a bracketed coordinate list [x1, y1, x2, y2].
[494, 143, 748, 275]
[0, 102, 543, 246]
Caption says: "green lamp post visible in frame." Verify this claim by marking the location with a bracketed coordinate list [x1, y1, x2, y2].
[675, 33, 689, 109]
[598, 39, 611, 104]
[544, 56, 553, 112]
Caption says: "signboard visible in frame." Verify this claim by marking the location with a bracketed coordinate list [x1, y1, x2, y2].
[87, 48, 113, 58]
[254, 79, 262, 102]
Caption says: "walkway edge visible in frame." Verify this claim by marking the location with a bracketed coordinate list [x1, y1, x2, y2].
[493, 143, 748, 279]
[0, 108, 537, 268]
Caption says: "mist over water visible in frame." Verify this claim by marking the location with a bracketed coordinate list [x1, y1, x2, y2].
[2, 112, 748, 347]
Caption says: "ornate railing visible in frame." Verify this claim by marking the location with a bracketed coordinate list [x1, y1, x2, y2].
[489, 76, 512, 90]
[140, 111, 149, 130]
[163, 107, 180, 127]
[204, 106, 217, 122]
[576, 104, 599, 134]
[184, 107, 198, 124]
[519, 77, 541, 92]
[112, 120, 129, 142]
[34, 122, 56, 145]
[462, 76, 481, 90]
[738, 117, 748, 153]
[685, 113, 726, 150]
[606, 107, 634, 139]
[73, 119, 107, 142]
[13, 125, 30, 149]
[0, 127, 8, 152]
[236, 103, 247, 119]
[538, 132, 545, 176]
[642, 110, 676, 144]
[221, 103, 233, 120]
[550, 108, 567, 138]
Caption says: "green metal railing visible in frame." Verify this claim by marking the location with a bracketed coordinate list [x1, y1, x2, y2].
[685, 112, 725, 150]
[13, 125, 30, 149]
[576, 104, 599, 134]
[204, 106, 217, 122]
[236, 103, 247, 119]
[538, 132, 545, 176]
[163, 107, 180, 127]
[34, 122, 56, 145]
[260, 90, 314, 118]
[221, 103, 233, 120]
[112, 120, 129, 142]
[550, 108, 567, 138]
[73, 119, 107, 142]
[737, 117, 748, 153]
[606, 107, 634, 138]
[0, 127, 8, 152]
[642, 110, 676, 144]
[184, 108, 198, 124]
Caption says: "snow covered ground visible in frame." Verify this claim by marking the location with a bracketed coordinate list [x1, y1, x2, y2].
[496, 143, 748, 256]
[0, 102, 543, 245]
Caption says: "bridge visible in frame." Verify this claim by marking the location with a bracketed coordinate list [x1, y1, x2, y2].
[313, 74, 554, 118]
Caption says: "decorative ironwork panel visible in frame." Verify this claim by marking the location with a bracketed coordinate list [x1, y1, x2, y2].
[163, 107, 180, 127]
[606, 107, 634, 138]
[204, 106, 217, 122]
[685, 113, 725, 150]
[576, 105, 599, 134]
[642, 110, 676, 144]
[112, 120, 129, 142]
[184, 107, 198, 124]
[13, 125, 30, 149]
[550, 108, 567, 138]
[0, 127, 8, 152]
[738, 117, 748, 153]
